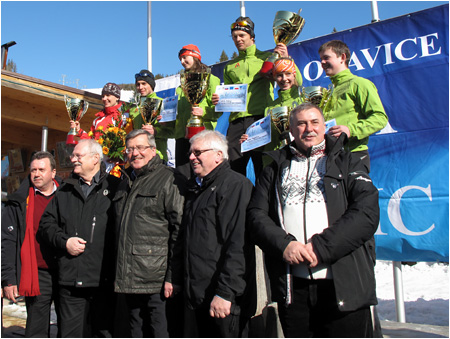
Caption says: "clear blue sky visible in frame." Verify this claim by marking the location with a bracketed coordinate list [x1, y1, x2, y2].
[1, 1, 446, 89]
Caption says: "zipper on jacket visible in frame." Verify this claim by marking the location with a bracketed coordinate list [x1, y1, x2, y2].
[90, 215, 96, 243]
[303, 151, 315, 282]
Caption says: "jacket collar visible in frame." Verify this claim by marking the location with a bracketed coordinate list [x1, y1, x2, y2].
[277, 86, 300, 102]
[188, 161, 229, 192]
[95, 101, 123, 119]
[239, 44, 257, 58]
[7, 176, 62, 203]
[330, 68, 352, 86]
[133, 155, 163, 178]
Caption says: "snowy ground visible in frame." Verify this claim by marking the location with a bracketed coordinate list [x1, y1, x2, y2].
[3, 260, 449, 328]
[375, 260, 449, 326]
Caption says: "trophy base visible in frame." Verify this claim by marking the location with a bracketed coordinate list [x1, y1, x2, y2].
[66, 134, 78, 145]
[185, 126, 205, 139]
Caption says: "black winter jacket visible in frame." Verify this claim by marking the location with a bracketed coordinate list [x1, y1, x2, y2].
[1, 176, 62, 288]
[247, 134, 379, 311]
[38, 169, 120, 288]
[113, 156, 185, 294]
[183, 161, 254, 309]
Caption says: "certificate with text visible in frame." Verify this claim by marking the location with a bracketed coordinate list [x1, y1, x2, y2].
[241, 115, 271, 153]
[159, 95, 178, 122]
[215, 84, 248, 112]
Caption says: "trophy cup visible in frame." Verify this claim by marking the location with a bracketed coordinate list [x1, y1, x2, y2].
[180, 69, 211, 139]
[300, 85, 333, 109]
[65, 95, 89, 145]
[269, 101, 300, 147]
[139, 97, 163, 126]
[260, 10, 305, 76]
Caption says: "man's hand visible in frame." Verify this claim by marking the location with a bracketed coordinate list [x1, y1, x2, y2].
[283, 241, 317, 265]
[141, 124, 155, 135]
[3, 285, 19, 303]
[274, 43, 289, 58]
[239, 134, 249, 144]
[69, 120, 81, 132]
[305, 243, 319, 267]
[328, 125, 350, 139]
[209, 295, 231, 319]
[191, 106, 203, 117]
[66, 237, 86, 256]
[163, 282, 181, 298]
[212, 93, 220, 106]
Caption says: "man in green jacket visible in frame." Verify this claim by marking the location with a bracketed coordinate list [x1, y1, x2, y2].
[319, 40, 388, 172]
[131, 69, 172, 161]
[212, 16, 292, 177]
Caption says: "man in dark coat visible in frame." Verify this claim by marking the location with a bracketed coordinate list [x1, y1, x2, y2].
[2, 151, 61, 337]
[113, 129, 185, 337]
[247, 103, 380, 337]
[182, 130, 254, 337]
[39, 139, 120, 337]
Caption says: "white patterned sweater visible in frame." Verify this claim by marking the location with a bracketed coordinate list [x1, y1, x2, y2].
[281, 140, 333, 279]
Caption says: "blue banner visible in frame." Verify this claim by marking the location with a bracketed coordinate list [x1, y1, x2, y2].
[211, 5, 449, 262]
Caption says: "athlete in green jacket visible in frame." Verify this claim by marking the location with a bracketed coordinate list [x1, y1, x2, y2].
[130, 70, 171, 161]
[212, 16, 293, 177]
[175, 45, 222, 168]
[319, 40, 388, 171]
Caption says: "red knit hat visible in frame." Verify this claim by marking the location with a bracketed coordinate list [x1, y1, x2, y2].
[178, 44, 202, 61]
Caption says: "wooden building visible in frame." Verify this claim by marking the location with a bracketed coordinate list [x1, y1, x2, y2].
[1, 69, 103, 194]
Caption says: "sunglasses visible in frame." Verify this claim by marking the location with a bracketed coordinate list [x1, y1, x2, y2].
[135, 72, 152, 79]
[230, 21, 251, 29]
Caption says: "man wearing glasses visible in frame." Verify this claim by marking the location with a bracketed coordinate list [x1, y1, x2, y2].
[113, 129, 185, 337]
[38, 139, 120, 337]
[130, 70, 173, 162]
[182, 130, 253, 337]
[212, 17, 292, 178]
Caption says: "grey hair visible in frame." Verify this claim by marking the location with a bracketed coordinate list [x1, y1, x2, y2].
[78, 139, 103, 161]
[126, 129, 156, 148]
[289, 102, 325, 126]
[190, 130, 229, 160]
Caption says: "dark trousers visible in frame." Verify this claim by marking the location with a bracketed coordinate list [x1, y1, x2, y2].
[25, 268, 60, 338]
[227, 116, 264, 178]
[125, 293, 168, 338]
[59, 285, 113, 338]
[175, 138, 191, 168]
[278, 278, 373, 338]
[186, 306, 240, 338]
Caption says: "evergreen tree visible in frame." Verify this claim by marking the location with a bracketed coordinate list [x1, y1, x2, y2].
[5, 59, 17, 72]
[219, 50, 229, 62]
[231, 51, 239, 59]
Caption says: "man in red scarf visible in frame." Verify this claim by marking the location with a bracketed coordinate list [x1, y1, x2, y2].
[2, 151, 61, 337]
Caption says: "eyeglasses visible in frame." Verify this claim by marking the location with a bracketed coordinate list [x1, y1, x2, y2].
[69, 153, 93, 160]
[231, 21, 250, 29]
[125, 145, 153, 154]
[190, 149, 214, 157]
[135, 71, 153, 79]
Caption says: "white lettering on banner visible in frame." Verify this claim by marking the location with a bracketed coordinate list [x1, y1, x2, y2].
[302, 32, 442, 78]
[378, 184, 435, 236]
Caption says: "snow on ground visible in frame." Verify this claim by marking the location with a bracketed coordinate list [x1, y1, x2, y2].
[375, 260, 449, 326]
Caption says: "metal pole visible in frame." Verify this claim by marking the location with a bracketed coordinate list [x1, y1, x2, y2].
[371, 0, 380, 22]
[240, 1, 245, 17]
[393, 261, 406, 323]
[41, 126, 48, 152]
[147, 1, 152, 72]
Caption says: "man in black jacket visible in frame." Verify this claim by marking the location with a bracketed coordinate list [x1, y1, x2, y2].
[39, 139, 120, 337]
[183, 130, 254, 337]
[2, 151, 60, 337]
[247, 103, 379, 337]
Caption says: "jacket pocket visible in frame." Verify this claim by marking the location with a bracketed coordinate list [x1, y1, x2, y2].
[131, 244, 168, 285]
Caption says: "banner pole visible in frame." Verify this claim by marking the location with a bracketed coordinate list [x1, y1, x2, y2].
[393, 261, 406, 322]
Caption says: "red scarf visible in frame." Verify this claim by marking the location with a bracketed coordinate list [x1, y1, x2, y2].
[19, 179, 59, 296]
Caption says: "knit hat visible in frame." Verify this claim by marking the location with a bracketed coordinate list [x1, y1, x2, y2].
[273, 58, 296, 77]
[179, 44, 202, 61]
[231, 16, 255, 38]
[135, 70, 156, 90]
[102, 82, 121, 98]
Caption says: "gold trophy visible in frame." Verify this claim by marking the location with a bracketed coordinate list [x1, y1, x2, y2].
[300, 85, 333, 109]
[260, 10, 305, 76]
[65, 95, 89, 145]
[139, 97, 162, 126]
[180, 69, 211, 139]
[269, 101, 300, 147]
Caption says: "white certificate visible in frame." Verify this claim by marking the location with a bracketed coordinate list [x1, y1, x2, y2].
[241, 115, 271, 153]
[159, 95, 178, 122]
[325, 118, 336, 133]
[215, 84, 248, 112]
